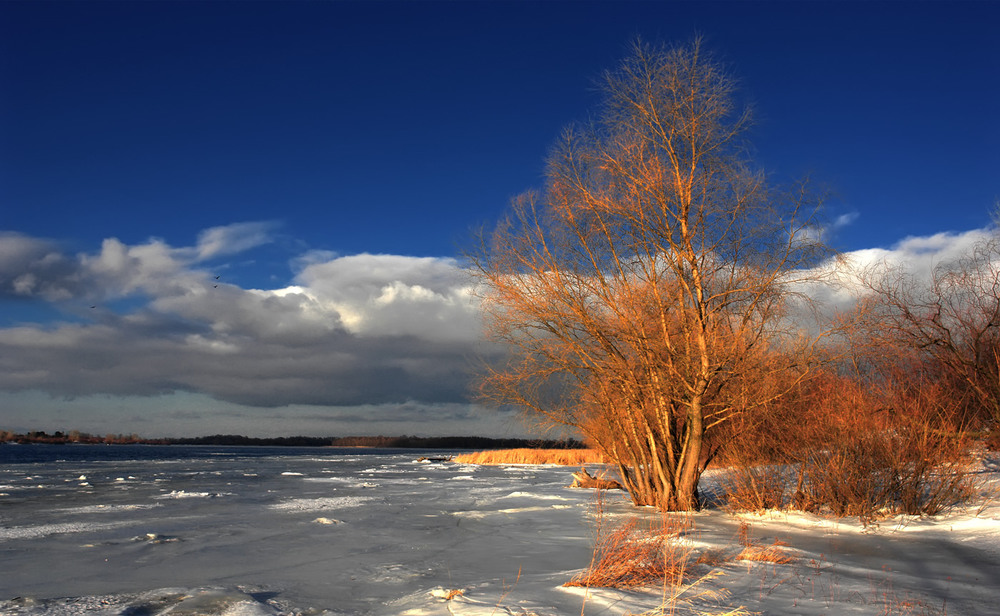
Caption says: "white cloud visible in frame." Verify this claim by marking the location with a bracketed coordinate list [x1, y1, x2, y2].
[0, 223, 282, 305]
[0, 232, 54, 263]
[12, 273, 37, 295]
[838, 228, 992, 285]
[833, 212, 859, 228]
[195, 221, 280, 261]
[787, 226, 997, 325]
[6, 218, 988, 436]
[291, 253, 481, 342]
[793, 211, 861, 248]
[0, 233, 78, 301]
[0, 227, 486, 414]
[83, 237, 192, 297]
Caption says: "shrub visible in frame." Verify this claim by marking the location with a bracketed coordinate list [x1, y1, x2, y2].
[719, 463, 794, 513]
[801, 421, 974, 523]
[984, 427, 1000, 452]
[718, 366, 976, 525]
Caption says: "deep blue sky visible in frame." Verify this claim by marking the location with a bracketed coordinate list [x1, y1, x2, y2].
[0, 1, 998, 437]
[4, 2, 997, 270]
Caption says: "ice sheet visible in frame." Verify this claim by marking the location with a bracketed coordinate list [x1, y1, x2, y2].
[1, 446, 998, 615]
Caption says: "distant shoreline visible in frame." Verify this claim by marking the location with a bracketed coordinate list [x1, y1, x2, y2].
[0, 430, 587, 450]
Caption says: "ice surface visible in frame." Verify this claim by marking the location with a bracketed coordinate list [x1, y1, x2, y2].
[153, 490, 219, 499]
[0, 520, 137, 541]
[0, 445, 998, 615]
[267, 495, 375, 511]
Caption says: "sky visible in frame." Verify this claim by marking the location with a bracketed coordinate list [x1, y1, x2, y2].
[1, 1, 997, 438]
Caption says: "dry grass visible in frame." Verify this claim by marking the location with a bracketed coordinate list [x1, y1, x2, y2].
[453, 448, 605, 466]
[719, 440, 975, 526]
[735, 540, 793, 564]
[430, 588, 464, 601]
[568, 498, 761, 616]
[734, 520, 794, 565]
[564, 515, 689, 589]
[694, 548, 731, 568]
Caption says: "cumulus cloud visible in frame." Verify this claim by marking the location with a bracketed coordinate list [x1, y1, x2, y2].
[0, 233, 79, 301]
[0, 225, 486, 414]
[0, 222, 282, 306]
[838, 228, 992, 284]
[790, 226, 996, 320]
[289, 253, 480, 341]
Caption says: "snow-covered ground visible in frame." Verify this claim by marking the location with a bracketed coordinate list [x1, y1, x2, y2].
[0, 446, 997, 615]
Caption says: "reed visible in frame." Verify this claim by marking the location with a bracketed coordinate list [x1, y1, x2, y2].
[453, 448, 605, 465]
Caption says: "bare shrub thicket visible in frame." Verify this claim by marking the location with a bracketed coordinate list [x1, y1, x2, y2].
[718, 359, 978, 523]
[774, 226, 1000, 522]
[817, 392, 970, 519]
[862, 230, 1000, 429]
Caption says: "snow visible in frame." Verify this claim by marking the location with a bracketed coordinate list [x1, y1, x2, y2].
[0, 446, 997, 615]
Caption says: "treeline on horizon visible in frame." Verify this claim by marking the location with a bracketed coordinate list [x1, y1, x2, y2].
[0, 429, 587, 450]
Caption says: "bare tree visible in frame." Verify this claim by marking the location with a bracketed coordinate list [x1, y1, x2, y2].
[472, 39, 829, 511]
[863, 224, 1000, 426]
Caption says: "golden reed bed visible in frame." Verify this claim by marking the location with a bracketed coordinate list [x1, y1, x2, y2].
[453, 448, 606, 466]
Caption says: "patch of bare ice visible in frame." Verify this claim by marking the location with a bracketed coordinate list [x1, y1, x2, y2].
[267, 496, 375, 512]
[154, 490, 221, 499]
[60, 503, 163, 514]
[0, 520, 136, 541]
[500, 491, 570, 501]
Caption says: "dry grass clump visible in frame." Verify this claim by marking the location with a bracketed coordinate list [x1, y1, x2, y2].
[735, 542, 793, 564]
[567, 499, 771, 616]
[732, 520, 794, 565]
[565, 515, 689, 589]
[569, 509, 760, 616]
[453, 448, 605, 465]
[984, 427, 1000, 452]
[430, 587, 464, 601]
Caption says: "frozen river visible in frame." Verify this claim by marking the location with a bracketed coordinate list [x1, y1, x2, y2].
[3, 444, 999, 616]
[0, 445, 605, 615]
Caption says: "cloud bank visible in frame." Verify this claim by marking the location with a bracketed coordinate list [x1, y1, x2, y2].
[0, 221, 993, 436]
[0, 224, 488, 421]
